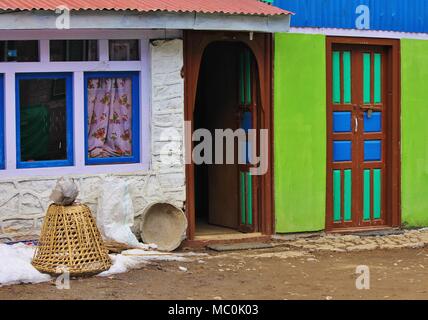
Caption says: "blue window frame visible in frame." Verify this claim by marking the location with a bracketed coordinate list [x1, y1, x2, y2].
[84, 71, 140, 165]
[15, 73, 74, 169]
[0, 74, 4, 169]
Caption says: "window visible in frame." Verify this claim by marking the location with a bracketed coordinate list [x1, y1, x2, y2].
[84, 72, 140, 165]
[16, 73, 73, 168]
[109, 40, 139, 61]
[50, 40, 98, 61]
[0, 74, 4, 169]
[0, 41, 39, 62]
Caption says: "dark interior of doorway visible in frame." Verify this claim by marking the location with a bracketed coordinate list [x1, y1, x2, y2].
[194, 41, 245, 236]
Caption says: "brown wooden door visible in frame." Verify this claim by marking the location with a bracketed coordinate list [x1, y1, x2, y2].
[327, 43, 390, 229]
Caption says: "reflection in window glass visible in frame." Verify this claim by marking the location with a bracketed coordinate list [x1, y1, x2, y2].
[87, 77, 133, 159]
[0, 41, 39, 62]
[50, 40, 98, 61]
[109, 40, 139, 61]
[18, 77, 68, 162]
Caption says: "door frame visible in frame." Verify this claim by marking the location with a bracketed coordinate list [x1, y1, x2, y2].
[325, 36, 401, 231]
[183, 30, 274, 240]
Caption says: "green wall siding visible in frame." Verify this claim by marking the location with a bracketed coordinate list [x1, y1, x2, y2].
[274, 35, 428, 232]
[274, 33, 326, 233]
[401, 39, 428, 227]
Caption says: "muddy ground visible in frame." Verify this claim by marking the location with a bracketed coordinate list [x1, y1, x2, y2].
[1, 245, 428, 300]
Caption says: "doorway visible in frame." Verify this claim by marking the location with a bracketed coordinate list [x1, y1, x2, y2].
[184, 31, 274, 240]
[193, 42, 258, 236]
[326, 37, 401, 231]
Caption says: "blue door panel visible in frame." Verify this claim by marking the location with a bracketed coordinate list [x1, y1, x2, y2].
[333, 140, 352, 162]
[333, 111, 352, 133]
[364, 112, 382, 132]
[364, 140, 382, 161]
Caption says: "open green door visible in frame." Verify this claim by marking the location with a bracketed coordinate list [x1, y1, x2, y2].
[238, 48, 257, 233]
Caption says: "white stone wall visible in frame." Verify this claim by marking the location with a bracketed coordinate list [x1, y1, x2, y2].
[0, 39, 185, 242]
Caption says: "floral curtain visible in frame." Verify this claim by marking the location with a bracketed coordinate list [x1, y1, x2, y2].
[87, 77, 132, 158]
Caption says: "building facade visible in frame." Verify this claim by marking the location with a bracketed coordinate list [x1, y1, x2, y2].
[0, 0, 291, 242]
[274, 0, 428, 233]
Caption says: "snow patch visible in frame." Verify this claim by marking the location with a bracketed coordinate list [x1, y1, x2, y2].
[0, 244, 51, 287]
[98, 249, 189, 277]
[0, 244, 200, 286]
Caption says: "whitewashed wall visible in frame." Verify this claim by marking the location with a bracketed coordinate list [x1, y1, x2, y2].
[0, 38, 185, 242]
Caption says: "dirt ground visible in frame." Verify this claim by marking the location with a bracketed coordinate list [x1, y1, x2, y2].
[1, 244, 428, 300]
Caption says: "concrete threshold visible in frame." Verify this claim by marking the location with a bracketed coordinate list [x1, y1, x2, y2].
[328, 226, 401, 235]
[207, 242, 274, 252]
[272, 231, 325, 241]
[182, 233, 270, 249]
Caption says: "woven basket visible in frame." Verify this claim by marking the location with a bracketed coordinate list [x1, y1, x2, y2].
[32, 203, 111, 276]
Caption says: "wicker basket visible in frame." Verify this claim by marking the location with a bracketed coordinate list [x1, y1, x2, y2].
[32, 203, 111, 276]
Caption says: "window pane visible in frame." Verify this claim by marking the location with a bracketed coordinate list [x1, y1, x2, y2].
[19, 77, 68, 162]
[87, 77, 133, 159]
[109, 40, 139, 61]
[0, 41, 39, 62]
[50, 40, 98, 61]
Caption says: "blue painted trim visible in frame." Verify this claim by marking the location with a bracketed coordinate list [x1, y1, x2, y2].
[84, 71, 140, 165]
[333, 111, 352, 133]
[242, 111, 252, 132]
[0, 74, 4, 170]
[333, 140, 352, 162]
[15, 73, 74, 169]
[241, 111, 252, 164]
[364, 140, 382, 161]
[364, 111, 382, 132]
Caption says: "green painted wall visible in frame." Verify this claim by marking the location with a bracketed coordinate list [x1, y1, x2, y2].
[274, 33, 326, 233]
[401, 39, 428, 227]
[273, 36, 428, 231]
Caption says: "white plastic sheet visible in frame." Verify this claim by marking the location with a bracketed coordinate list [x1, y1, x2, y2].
[96, 177, 142, 248]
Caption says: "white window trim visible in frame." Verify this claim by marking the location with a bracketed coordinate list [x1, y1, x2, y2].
[0, 29, 180, 178]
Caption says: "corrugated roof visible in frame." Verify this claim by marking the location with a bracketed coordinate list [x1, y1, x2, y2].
[0, 0, 292, 16]
[274, 0, 427, 33]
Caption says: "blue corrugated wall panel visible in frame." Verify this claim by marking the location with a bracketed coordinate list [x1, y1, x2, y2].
[274, 0, 428, 33]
